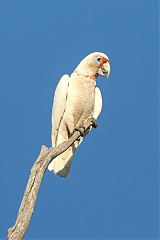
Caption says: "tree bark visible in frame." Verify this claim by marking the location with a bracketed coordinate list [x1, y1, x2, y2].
[8, 119, 95, 240]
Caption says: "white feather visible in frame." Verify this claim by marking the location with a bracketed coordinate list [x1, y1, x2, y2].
[51, 74, 69, 147]
[93, 87, 102, 119]
[48, 74, 69, 172]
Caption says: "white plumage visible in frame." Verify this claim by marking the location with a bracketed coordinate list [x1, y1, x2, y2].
[48, 52, 110, 177]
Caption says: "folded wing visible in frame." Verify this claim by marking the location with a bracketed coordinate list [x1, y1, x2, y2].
[93, 87, 102, 119]
[51, 74, 69, 147]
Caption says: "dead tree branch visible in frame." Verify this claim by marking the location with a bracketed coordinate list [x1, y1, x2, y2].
[7, 119, 95, 240]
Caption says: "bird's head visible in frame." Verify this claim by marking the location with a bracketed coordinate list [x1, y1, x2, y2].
[75, 52, 110, 79]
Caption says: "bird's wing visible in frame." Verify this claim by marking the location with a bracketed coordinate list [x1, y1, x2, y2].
[75, 87, 102, 147]
[51, 74, 69, 147]
[93, 87, 102, 119]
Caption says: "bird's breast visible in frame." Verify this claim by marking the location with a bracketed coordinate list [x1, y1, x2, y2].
[65, 75, 96, 125]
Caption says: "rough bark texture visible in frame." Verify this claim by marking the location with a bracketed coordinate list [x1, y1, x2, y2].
[8, 119, 95, 240]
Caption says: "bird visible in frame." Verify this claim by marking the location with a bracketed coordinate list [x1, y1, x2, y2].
[48, 52, 110, 177]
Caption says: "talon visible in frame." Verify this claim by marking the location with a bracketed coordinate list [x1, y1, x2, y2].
[74, 127, 85, 136]
[89, 118, 98, 128]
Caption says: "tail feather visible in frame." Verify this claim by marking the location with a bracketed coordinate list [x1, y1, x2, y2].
[48, 145, 76, 177]
[48, 133, 84, 177]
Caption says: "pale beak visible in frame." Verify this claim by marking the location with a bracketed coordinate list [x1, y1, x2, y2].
[98, 61, 110, 77]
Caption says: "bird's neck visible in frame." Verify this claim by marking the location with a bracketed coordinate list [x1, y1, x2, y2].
[74, 63, 99, 81]
[73, 70, 97, 81]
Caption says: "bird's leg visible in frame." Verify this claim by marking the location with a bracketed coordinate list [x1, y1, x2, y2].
[74, 126, 85, 137]
[74, 117, 97, 136]
[88, 117, 98, 128]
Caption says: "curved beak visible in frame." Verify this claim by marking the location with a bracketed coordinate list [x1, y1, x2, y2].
[98, 61, 110, 78]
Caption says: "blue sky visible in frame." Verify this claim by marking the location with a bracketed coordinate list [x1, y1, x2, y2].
[0, 0, 158, 239]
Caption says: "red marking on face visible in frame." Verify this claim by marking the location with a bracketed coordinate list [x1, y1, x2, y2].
[99, 56, 108, 67]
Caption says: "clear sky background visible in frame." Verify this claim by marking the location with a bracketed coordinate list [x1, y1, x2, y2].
[0, 0, 158, 239]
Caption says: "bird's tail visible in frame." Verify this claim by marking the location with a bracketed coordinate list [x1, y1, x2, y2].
[48, 144, 77, 177]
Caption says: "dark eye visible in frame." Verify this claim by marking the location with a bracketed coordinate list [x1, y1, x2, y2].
[97, 57, 102, 62]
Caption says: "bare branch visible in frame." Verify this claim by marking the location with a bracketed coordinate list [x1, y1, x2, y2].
[7, 119, 95, 240]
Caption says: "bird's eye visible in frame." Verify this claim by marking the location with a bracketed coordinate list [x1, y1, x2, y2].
[96, 57, 102, 62]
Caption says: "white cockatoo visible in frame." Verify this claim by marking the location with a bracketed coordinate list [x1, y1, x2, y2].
[48, 52, 110, 177]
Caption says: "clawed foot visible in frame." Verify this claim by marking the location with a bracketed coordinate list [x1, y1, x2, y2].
[74, 127, 85, 137]
[89, 118, 98, 128]
[74, 118, 97, 137]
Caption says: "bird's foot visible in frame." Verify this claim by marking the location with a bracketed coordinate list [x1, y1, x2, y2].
[74, 127, 85, 137]
[88, 117, 98, 128]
